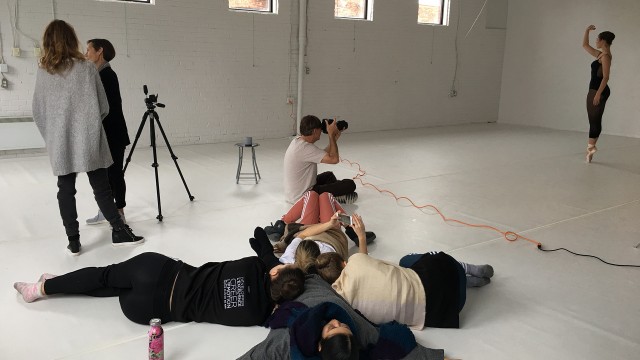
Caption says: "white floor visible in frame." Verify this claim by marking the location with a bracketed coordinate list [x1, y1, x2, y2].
[1, 123, 640, 359]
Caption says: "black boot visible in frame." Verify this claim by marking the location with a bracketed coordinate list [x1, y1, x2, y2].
[67, 234, 81, 256]
[344, 226, 376, 245]
[112, 223, 144, 247]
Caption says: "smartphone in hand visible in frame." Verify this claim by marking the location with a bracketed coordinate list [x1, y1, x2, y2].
[338, 213, 352, 226]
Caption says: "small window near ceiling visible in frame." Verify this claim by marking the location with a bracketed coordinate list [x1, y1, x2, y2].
[99, 0, 154, 4]
[335, 0, 374, 21]
[229, 0, 276, 13]
[418, 0, 449, 25]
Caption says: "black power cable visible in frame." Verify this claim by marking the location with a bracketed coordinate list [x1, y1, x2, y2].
[537, 244, 640, 268]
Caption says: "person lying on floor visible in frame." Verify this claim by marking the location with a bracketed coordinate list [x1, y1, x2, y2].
[265, 190, 375, 244]
[316, 214, 494, 330]
[14, 238, 304, 326]
[237, 272, 454, 360]
[272, 212, 349, 272]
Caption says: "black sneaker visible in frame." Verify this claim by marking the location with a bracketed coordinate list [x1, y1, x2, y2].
[344, 226, 376, 245]
[112, 225, 145, 247]
[335, 192, 358, 205]
[67, 239, 81, 256]
[264, 219, 286, 238]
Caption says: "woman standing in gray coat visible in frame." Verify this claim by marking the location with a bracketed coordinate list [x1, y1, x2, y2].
[32, 20, 143, 255]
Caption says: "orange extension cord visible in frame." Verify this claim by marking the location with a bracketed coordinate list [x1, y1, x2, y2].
[341, 158, 543, 249]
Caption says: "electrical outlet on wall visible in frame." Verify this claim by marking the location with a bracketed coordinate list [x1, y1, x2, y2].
[12, 48, 21, 57]
[1, 78, 8, 89]
[34, 47, 42, 57]
[0, 63, 8, 73]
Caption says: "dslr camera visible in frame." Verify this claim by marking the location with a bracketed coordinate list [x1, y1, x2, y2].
[321, 118, 349, 134]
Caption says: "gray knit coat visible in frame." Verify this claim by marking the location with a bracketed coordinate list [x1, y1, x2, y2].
[32, 60, 112, 176]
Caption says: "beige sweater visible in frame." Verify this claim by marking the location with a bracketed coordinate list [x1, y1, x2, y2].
[332, 253, 427, 330]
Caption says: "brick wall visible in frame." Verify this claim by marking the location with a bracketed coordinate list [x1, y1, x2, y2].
[0, 0, 506, 146]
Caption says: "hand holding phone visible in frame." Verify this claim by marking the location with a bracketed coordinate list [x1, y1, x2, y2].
[338, 213, 352, 226]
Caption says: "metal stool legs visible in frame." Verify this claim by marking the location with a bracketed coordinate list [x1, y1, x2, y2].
[236, 143, 260, 184]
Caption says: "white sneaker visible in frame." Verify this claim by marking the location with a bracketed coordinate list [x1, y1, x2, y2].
[86, 210, 108, 225]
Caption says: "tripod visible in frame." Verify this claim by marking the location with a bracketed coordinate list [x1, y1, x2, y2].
[123, 85, 194, 221]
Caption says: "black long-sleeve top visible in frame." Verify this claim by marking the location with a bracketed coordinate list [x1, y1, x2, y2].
[170, 256, 274, 326]
[99, 64, 131, 148]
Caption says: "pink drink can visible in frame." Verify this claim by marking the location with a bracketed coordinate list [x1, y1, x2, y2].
[148, 318, 164, 360]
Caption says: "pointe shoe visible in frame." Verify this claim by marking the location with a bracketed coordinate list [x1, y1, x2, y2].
[586, 145, 597, 163]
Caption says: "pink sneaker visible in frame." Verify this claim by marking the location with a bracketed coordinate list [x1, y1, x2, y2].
[13, 282, 44, 303]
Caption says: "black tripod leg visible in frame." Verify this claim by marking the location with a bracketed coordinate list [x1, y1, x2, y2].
[153, 112, 195, 201]
[149, 114, 163, 221]
[123, 112, 149, 173]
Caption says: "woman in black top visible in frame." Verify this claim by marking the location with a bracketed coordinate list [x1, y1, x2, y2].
[85, 39, 132, 224]
[13, 229, 305, 326]
[582, 25, 615, 163]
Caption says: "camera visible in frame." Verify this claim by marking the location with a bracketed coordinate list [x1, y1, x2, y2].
[321, 118, 348, 134]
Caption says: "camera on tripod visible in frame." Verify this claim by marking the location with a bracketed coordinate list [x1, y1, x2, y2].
[143, 85, 165, 110]
[321, 118, 348, 134]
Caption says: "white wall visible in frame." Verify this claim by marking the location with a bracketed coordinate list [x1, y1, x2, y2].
[499, 0, 640, 138]
[0, 0, 299, 146]
[0, 0, 506, 147]
[303, 0, 507, 131]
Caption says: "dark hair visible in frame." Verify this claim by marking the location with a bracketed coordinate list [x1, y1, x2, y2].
[270, 266, 305, 303]
[40, 20, 85, 74]
[295, 240, 320, 274]
[87, 39, 116, 62]
[316, 252, 345, 284]
[300, 115, 322, 136]
[598, 31, 615, 45]
[320, 333, 359, 360]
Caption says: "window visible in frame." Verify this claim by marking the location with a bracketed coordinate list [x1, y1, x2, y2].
[229, 0, 275, 13]
[418, 0, 449, 25]
[335, 0, 374, 21]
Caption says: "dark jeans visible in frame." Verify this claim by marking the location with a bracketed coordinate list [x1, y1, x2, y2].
[400, 253, 466, 312]
[44, 252, 176, 324]
[312, 171, 356, 197]
[57, 168, 123, 237]
[108, 145, 127, 209]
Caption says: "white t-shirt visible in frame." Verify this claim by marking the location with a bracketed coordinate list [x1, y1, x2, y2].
[279, 237, 336, 264]
[332, 253, 427, 330]
[283, 137, 326, 203]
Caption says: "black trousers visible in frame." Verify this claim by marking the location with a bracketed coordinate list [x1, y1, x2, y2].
[312, 171, 356, 197]
[107, 145, 127, 209]
[44, 252, 176, 325]
[57, 168, 123, 237]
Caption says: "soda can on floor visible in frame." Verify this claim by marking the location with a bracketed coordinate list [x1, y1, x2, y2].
[149, 318, 164, 360]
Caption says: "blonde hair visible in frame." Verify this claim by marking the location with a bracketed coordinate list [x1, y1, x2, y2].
[40, 20, 85, 74]
[294, 240, 320, 274]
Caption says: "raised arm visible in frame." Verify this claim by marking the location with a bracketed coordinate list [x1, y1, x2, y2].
[321, 119, 340, 164]
[582, 25, 600, 57]
[351, 214, 368, 254]
[297, 213, 340, 239]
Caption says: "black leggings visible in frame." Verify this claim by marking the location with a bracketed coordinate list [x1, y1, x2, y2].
[107, 145, 127, 209]
[43, 252, 176, 324]
[57, 168, 123, 237]
[312, 171, 356, 197]
[587, 89, 609, 139]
